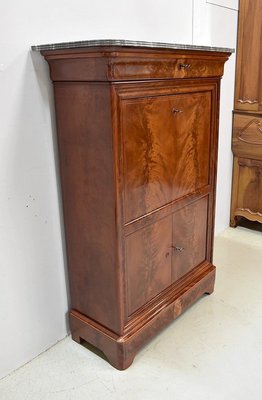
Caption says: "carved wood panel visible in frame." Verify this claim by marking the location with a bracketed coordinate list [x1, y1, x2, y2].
[237, 119, 262, 145]
[232, 113, 262, 159]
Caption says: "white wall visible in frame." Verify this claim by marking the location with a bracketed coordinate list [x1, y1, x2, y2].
[0, 0, 237, 379]
[193, 0, 238, 234]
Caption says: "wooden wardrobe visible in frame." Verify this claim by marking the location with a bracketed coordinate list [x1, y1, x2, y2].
[230, 0, 262, 227]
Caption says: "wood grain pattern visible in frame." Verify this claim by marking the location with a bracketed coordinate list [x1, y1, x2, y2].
[126, 216, 172, 316]
[232, 113, 262, 159]
[172, 197, 208, 283]
[122, 89, 211, 222]
[54, 82, 123, 334]
[70, 263, 216, 370]
[41, 45, 229, 369]
[230, 0, 262, 227]
[234, 0, 262, 112]
[237, 158, 262, 214]
[230, 156, 241, 227]
[231, 157, 262, 226]
[41, 47, 229, 82]
[111, 57, 225, 80]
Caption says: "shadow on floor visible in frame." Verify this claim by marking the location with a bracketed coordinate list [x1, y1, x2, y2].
[81, 341, 108, 363]
[237, 217, 262, 233]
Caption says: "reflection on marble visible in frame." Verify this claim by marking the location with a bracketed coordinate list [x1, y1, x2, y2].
[31, 39, 234, 53]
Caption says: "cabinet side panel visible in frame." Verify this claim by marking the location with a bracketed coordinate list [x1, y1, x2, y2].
[54, 83, 121, 334]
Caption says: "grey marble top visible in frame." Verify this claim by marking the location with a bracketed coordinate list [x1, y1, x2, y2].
[31, 39, 234, 53]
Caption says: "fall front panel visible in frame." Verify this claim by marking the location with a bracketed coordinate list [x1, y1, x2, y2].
[121, 90, 212, 223]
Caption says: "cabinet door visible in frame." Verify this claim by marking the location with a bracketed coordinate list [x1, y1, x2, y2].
[125, 197, 209, 316]
[121, 89, 212, 223]
[236, 158, 262, 215]
[235, 0, 262, 111]
[172, 197, 208, 283]
[125, 216, 172, 316]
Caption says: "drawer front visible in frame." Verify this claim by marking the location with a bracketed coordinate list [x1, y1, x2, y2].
[121, 89, 212, 223]
[111, 57, 225, 80]
[232, 113, 262, 159]
[171, 197, 208, 283]
[126, 216, 172, 316]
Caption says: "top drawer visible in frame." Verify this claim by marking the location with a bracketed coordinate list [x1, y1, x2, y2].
[232, 113, 262, 159]
[110, 57, 226, 80]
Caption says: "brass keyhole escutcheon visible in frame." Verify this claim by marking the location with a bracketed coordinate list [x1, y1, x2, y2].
[172, 245, 185, 253]
[172, 108, 183, 115]
[179, 63, 191, 70]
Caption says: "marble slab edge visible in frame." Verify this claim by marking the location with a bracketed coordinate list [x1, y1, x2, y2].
[31, 39, 234, 53]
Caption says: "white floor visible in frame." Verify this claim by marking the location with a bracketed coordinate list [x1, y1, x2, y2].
[1, 226, 262, 400]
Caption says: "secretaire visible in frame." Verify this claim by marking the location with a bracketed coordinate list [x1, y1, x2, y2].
[32, 39, 232, 369]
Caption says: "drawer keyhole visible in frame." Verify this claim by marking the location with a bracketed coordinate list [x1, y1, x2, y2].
[172, 108, 183, 115]
[172, 245, 185, 253]
[179, 63, 191, 70]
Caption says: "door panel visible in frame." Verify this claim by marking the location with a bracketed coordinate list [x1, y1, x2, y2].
[235, 0, 262, 111]
[122, 90, 212, 222]
[126, 216, 172, 316]
[172, 197, 208, 283]
[237, 158, 262, 213]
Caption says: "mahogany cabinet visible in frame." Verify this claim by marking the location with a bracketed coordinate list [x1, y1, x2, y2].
[231, 0, 262, 226]
[35, 40, 231, 369]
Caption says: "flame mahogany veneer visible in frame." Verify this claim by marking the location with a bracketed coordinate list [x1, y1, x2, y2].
[41, 45, 230, 369]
